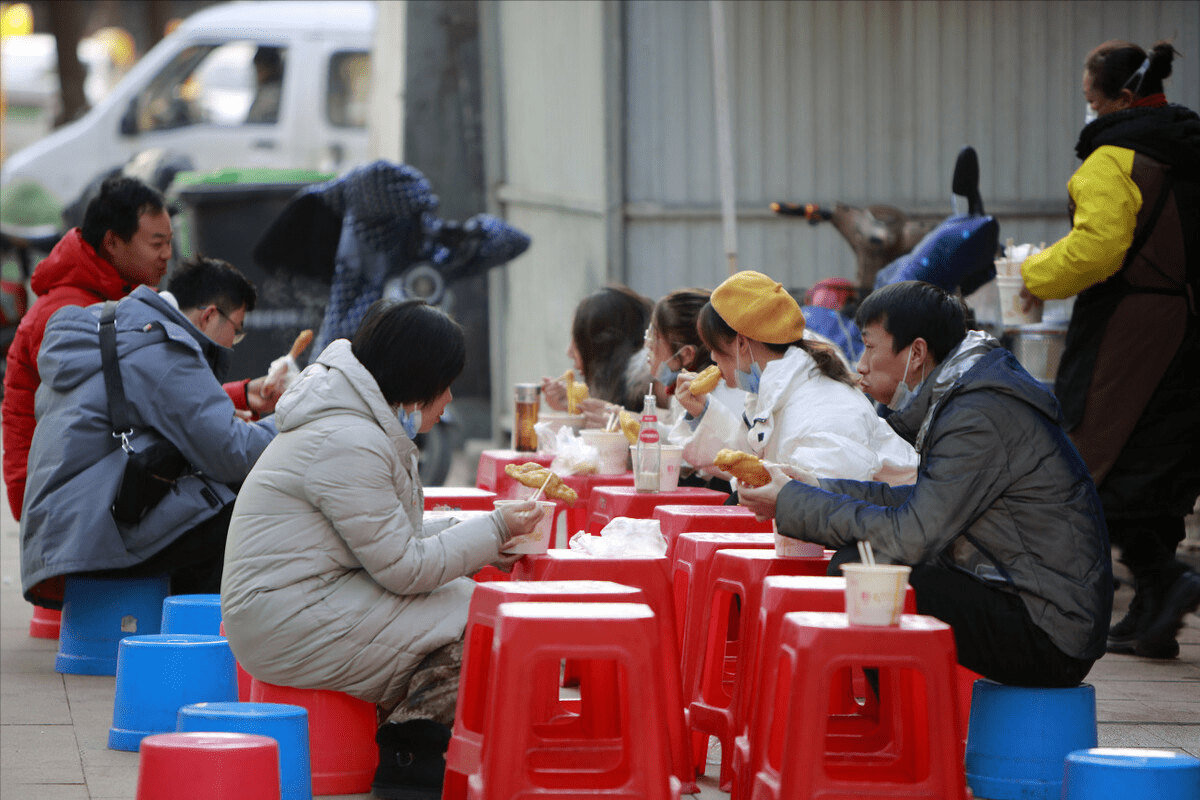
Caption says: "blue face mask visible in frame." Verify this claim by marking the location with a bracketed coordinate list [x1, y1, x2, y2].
[654, 349, 684, 388]
[398, 406, 423, 439]
[734, 346, 762, 394]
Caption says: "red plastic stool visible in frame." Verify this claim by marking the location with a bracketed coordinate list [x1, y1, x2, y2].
[29, 604, 61, 639]
[653, 504, 774, 560]
[685, 548, 832, 787]
[751, 612, 969, 800]
[424, 487, 497, 511]
[672, 532, 775, 653]
[466, 602, 682, 800]
[446, 579, 646, 800]
[136, 731, 280, 800]
[248, 679, 377, 796]
[587, 485, 728, 533]
[475, 449, 553, 493]
[512, 550, 696, 793]
[729, 575, 915, 800]
[218, 622, 251, 702]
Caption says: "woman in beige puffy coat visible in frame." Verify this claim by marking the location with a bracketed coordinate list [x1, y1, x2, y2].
[221, 299, 542, 800]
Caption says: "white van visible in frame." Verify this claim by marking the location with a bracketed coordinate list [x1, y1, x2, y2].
[0, 0, 375, 206]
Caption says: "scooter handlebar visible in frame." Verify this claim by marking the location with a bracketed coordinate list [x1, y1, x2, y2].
[770, 202, 832, 224]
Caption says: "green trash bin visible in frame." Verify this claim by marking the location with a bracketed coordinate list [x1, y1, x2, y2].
[171, 168, 335, 382]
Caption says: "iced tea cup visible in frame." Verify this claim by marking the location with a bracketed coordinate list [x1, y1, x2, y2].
[840, 563, 912, 626]
[658, 444, 684, 490]
[496, 500, 556, 555]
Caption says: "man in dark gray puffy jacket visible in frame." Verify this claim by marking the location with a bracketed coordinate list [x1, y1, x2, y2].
[21, 257, 276, 603]
[740, 281, 1111, 687]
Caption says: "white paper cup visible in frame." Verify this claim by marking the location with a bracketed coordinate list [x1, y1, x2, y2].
[658, 444, 683, 491]
[581, 429, 630, 474]
[495, 500, 556, 554]
[840, 563, 911, 626]
[995, 275, 1041, 326]
[773, 532, 824, 558]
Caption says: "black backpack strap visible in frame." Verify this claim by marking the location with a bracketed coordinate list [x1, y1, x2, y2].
[98, 301, 133, 446]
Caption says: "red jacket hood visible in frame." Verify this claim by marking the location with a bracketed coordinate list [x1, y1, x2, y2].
[30, 228, 132, 300]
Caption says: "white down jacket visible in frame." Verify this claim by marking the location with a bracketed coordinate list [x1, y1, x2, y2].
[221, 339, 508, 705]
[671, 345, 918, 485]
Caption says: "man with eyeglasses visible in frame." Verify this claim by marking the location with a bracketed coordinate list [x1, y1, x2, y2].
[19, 256, 278, 604]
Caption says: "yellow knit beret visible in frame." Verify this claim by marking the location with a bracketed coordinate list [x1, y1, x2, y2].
[711, 270, 806, 344]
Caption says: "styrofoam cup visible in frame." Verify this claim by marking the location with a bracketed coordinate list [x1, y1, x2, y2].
[658, 445, 683, 491]
[581, 429, 630, 474]
[774, 533, 824, 558]
[495, 500, 556, 554]
[995, 275, 1041, 326]
[537, 412, 584, 448]
[840, 563, 911, 626]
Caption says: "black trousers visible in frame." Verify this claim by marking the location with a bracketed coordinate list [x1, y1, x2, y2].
[1107, 515, 1187, 582]
[81, 503, 233, 596]
[828, 546, 1093, 688]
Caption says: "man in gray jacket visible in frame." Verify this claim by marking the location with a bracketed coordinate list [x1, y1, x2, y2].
[740, 281, 1111, 687]
[21, 256, 276, 602]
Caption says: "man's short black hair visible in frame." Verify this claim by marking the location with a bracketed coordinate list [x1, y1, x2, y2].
[164, 255, 257, 315]
[856, 281, 968, 364]
[80, 176, 167, 251]
[352, 299, 466, 406]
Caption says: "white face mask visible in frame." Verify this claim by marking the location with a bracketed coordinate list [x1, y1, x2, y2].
[887, 345, 926, 412]
[1084, 103, 1099, 126]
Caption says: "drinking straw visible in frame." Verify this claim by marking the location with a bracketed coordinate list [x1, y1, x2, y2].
[857, 539, 876, 566]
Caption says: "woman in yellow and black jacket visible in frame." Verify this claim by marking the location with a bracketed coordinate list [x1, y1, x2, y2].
[1021, 40, 1200, 660]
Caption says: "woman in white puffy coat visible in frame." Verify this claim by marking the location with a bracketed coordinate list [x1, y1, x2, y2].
[671, 271, 917, 487]
[221, 299, 542, 800]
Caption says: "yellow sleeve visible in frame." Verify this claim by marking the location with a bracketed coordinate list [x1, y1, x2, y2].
[1021, 145, 1142, 300]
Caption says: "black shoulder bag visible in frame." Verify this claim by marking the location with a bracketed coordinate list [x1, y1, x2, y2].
[99, 301, 192, 525]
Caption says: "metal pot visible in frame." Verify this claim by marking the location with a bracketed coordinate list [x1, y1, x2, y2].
[1008, 323, 1067, 383]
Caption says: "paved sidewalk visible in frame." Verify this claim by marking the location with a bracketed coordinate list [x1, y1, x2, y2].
[1, 444, 1196, 798]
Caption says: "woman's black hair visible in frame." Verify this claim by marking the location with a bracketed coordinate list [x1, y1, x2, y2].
[1085, 40, 1178, 100]
[571, 285, 652, 407]
[652, 288, 715, 372]
[697, 301, 857, 387]
[351, 298, 466, 406]
[855, 281, 968, 364]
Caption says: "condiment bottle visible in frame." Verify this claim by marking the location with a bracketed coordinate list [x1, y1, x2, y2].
[634, 393, 660, 492]
[512, 383, 540, 451]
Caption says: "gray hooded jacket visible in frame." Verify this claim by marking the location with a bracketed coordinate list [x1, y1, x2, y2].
[20, 286, 276, 601]
[775, 332, 1112, 660]
[220, 339, 508, 705]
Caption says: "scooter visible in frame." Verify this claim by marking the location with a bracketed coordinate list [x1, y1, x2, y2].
[772, 145, 999, 299]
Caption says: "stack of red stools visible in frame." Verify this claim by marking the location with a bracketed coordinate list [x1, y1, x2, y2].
[446, 579, 647, 800]
[423, 487, 497, 511]
[747, 611, 969, 799]
[465, 601, 683, 800]
[729, 575, 916, 800]
[542, 472, 635, 546]
[683, 548, 832, 787]
[652, 504, 774, 560]
[511, 550, 696, 794]
[587, 485, 728, 533]
[474, 449, 552, 494]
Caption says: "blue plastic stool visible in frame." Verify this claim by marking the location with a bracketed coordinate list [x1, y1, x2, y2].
[1063, 748, 1200, 799]
[964, 680, 1097, 800]
[108, 634, 238, 751]
[177, 702, 313, 800]
[55, 575, 170, 676]
[160, 594, 223, 635]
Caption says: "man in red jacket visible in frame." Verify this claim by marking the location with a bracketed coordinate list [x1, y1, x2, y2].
[3, 176, 281, 534]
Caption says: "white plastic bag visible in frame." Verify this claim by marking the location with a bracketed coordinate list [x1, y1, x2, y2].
[540, 426, 600, 476]
[568, 517, 667, 557]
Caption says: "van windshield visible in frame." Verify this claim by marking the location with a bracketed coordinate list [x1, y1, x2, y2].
[131, 41, 289, 132]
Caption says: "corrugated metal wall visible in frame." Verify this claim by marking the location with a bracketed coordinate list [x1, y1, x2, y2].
[624, 0, 1200, 300]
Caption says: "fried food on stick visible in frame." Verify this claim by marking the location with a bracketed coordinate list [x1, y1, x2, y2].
[289, 329, 314, 359]
[618, 409, 640, 445]
[562, 369, 590, 414]
[713, 449, 772, 488]
[688, 364, 721, 396]
[504, 463, 579, 504]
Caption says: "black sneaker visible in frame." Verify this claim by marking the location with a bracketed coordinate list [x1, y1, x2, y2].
[1134, 570, 1200, 660]
[371, 719, 452, 800]
[1106, 586, 1154, 654]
